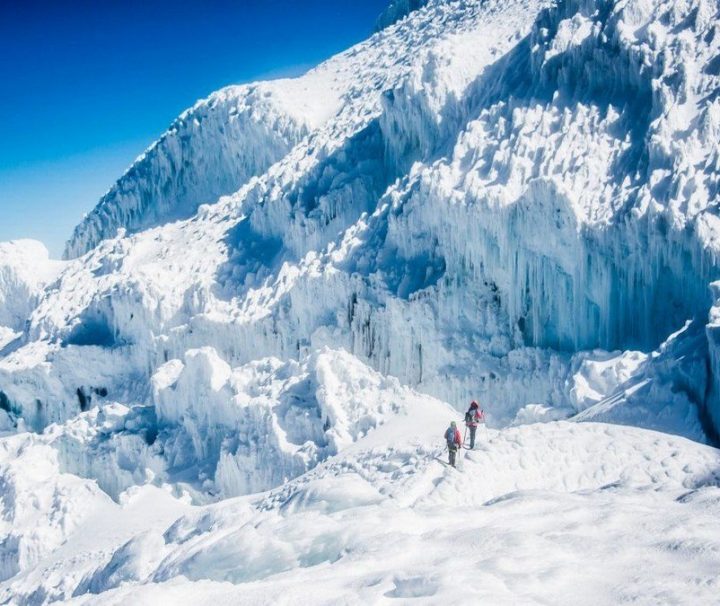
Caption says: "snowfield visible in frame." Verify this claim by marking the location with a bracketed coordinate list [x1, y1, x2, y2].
[2, 0, 720, 602]
[1, 370, 718, 604]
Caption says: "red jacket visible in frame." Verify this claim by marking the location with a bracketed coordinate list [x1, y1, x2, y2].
[466, 408, 485, 427]
[445, 427, 462, 447]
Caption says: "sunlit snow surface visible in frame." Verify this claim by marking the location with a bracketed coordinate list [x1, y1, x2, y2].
[2, 0, 720, 602]
[1, 363, 719, 604]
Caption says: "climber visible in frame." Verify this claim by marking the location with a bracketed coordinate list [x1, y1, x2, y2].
[444, 420, 462, 467]
[464, 400, 485, 449]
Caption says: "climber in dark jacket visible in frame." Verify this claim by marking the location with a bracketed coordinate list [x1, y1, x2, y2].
[444, 421, 462, 467]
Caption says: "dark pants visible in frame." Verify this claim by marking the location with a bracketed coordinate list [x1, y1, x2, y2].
[469, 425, 477, 449]
[448, 444, 457, 466]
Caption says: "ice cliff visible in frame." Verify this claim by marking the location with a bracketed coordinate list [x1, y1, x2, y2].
[375, 0, 431, 30]
[64, 79, 341, 259]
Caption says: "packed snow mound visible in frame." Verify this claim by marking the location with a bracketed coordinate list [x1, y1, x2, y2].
[0, 433, 111, 583]
[0, 476, 189, 604]
[569, 321, 711, 442]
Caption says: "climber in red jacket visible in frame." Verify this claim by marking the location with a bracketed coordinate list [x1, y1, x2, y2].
[464, 400, 485, 449]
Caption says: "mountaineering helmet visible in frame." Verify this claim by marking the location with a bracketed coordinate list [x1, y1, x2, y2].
[470, 400, 479, 409]
[450, 421, 457, 427]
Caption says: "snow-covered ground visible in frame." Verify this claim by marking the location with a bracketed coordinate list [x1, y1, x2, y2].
[3, 0, 720, 436]
[1, 357, 718, 604]
[2, 0, 720, 601]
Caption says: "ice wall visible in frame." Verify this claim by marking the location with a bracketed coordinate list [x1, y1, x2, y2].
[704, 284, 720, 440]
[375, 0, 432, 30]
[0, 241, 62, 333]
[63, 85, 313, 259]
[3, 0, 720, 460]
[373, 0, 720, 351]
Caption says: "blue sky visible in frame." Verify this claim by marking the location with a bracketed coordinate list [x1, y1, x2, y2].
[0, 0, 389, 257]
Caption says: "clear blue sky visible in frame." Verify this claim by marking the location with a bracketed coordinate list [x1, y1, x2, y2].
[0, 0, 389, 257]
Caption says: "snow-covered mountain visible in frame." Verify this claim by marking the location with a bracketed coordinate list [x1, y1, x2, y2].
[1, 0, 720, 602]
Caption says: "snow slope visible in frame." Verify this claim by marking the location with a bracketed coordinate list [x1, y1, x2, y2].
[1, 0, 720, 601]
[0, 360, 717, 603]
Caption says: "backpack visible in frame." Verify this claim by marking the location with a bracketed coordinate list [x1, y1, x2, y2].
[464, 410, 472, 424]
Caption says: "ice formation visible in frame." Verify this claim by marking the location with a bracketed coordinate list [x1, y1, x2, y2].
[0, 241, 63, 347]
[2, 0, 720, 601]
[151, 347, 429, 497]
[4, 0, 719, 438]
[375, 0, 431, 30]
[63, 80, 340, 259]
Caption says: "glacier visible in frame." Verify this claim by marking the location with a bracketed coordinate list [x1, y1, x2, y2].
[1, 0, 720, 602]
[4, 0, 720, 438]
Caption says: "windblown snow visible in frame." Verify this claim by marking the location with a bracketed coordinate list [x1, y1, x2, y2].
[2, 0, 720, 603]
